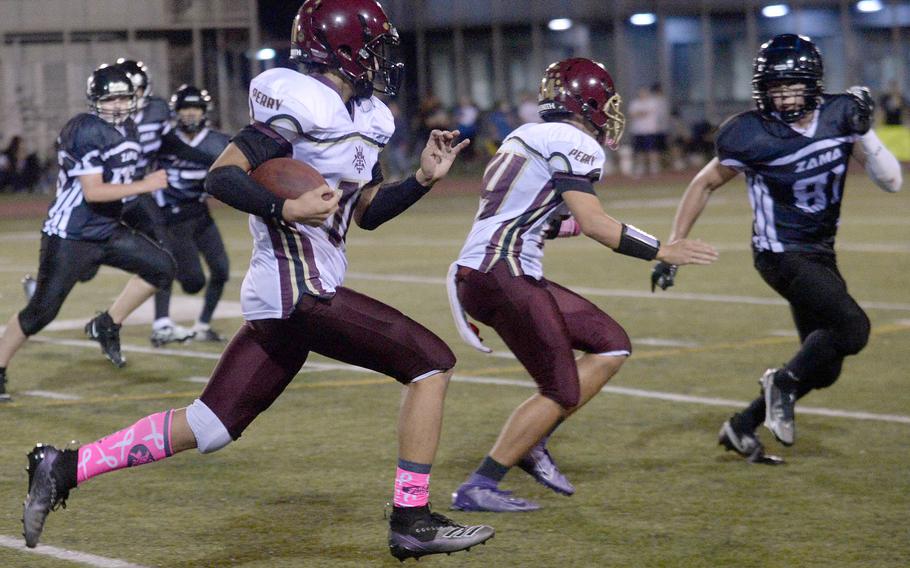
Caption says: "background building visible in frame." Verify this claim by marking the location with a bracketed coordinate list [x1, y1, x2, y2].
[1, 0, 909, 163]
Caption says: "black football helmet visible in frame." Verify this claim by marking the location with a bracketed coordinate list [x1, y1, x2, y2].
[752, 34, 824, 123]
[115, 58, 152, 109]
[289, 0, 404, 99]
[170, 84, 212, 134]
[86, 65, 136, 125]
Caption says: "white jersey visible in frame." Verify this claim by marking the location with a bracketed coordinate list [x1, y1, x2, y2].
[456, 122, 605, 279]
[240, 68, 394, 320]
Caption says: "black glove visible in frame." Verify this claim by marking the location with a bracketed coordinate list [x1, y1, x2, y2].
[650, 262, 677, 292]
[846, 86, 874, 135]
[542, 216, 562, 240]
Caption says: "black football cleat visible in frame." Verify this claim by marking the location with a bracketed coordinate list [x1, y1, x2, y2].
[388, 505, 494, 561]
[718, 418, 762, 457]
[85, 312, 126, 368]
[719, 418, 784, 465]
[23, 444, 74, 548]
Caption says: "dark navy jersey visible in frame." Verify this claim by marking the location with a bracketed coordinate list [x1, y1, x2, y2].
[716, 94, 861, 254]
[155, 127, 230, 210]
[133, 96, 171, 176]
[43, 113, 140, 241]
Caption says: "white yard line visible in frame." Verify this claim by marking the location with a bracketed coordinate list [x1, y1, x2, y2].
[16, 335, 910, 426]
[0, 535, 150, 568]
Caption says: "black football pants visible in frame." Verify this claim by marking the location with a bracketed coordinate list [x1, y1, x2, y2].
[737, 251, 870, 431]
[153, 208, 229, 325]
[18, 227, 176, 336]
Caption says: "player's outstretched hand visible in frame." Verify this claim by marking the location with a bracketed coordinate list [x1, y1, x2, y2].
[656, 238, 718, 267]
[282, 185, 341, 226]
[416, 129, 470, 186]
[846, 85, 874, 135]
[650, 261, 678, 292]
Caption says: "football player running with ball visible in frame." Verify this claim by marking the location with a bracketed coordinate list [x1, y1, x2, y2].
[650, 34, 902, 462]
[21, 0, 494, 561]
[449, 58, 718, 512]
[0, 65, 174, 400]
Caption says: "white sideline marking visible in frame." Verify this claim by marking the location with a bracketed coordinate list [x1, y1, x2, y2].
[16, 335, 910, 426]
[0, 535, 149, 568]
[340, 271, 910, 313]
[451, 376, 910, 425]
[22, 390, 82, 400]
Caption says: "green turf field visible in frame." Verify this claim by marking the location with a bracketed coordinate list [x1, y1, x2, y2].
[0, 173, 908, 567]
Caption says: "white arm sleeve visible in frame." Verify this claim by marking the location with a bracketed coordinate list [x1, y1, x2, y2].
[859, 130, 902, 193]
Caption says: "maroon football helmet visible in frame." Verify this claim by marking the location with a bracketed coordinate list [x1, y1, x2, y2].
[290, 0, 403, 99]
[538, 58, 625, 149]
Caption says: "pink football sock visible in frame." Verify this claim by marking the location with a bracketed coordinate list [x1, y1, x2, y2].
[77, 410, 174, 485]
[394, 465, 431, 508]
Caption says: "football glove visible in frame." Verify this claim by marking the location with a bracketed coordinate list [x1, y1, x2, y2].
[542, 216, 581, 240]
[650, 261, 678, 292]
[846, 86, 874, 135]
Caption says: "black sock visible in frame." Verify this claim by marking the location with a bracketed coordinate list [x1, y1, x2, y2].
[476, 455, 509, 482]
[736, 396, 766, 433]
[60, 449, 79, 490]
[390, 504, 429, 524]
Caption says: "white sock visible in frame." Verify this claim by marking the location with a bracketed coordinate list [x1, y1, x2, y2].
[153, 317, 174, 331]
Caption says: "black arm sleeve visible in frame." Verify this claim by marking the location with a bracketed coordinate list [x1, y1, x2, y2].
[232, 122, 293, 169]
[552, 173, 596, 195]
[205, 165, 285, 221]
[358, 175, 431, 231]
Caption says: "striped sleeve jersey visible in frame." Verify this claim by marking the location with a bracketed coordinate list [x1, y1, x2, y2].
[43, 113, 140, 241]
[156, 126, 230, 211]
[456, 121, 605, 279]
[239, 68, 394, 320]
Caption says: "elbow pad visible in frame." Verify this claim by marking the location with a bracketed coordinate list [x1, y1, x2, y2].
[205, 165, 285, 220]
[860, 130, 902, 193]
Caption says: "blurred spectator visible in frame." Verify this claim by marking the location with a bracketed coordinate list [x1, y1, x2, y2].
[517, 92, 541, 124]
[385, 101, 412, 180]
[455, 96, 480, 160]
[668, 109, 689, 171]
[415, 95, 451, 156]
[488, 100, 516, 144]
[880, 80, 907, 126]
[0, 136, 42, 193]
[687, 119, 715, 168]
[627, 84, 669, 176]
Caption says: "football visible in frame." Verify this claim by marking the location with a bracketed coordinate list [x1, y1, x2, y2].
[250, 157, 327, 200]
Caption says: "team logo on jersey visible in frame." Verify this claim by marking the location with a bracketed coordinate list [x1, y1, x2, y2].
[353, 145, 366, 173]
[794, 147, 843, 173]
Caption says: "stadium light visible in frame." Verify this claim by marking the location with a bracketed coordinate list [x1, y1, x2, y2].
[548, 18, 573, 31]
[630, 13, 657, 26]
[255, 47, 276, 61]
[761, 4, 790, 17]
[856, 0, 883, 12]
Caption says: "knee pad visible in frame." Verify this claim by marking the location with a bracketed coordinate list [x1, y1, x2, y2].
[180, 275, 206, 295]
[186, 399, 233, 454]
[18, 305, 57, 337]
[837, 311, 871, 355]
